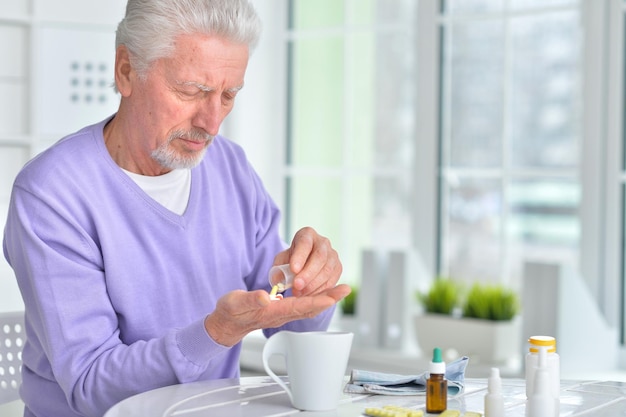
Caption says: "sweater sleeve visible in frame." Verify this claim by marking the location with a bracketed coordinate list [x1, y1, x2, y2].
[3, 185, 231, 417]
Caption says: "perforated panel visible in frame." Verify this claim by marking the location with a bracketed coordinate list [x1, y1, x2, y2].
[38, 26, 120, 139]
[0, 312, 24, 404]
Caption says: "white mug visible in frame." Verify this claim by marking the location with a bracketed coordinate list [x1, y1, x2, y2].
[262, 331, 354, 411]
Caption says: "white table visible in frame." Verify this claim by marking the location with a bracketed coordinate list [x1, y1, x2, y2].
[103, 376, 626, 416]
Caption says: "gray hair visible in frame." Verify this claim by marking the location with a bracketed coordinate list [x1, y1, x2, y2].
[115, 0, 262, 78]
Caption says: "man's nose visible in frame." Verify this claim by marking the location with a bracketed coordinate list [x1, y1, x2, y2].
[192, 98, 225, 136]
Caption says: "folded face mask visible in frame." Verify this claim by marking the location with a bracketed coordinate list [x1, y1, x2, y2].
[344, 356, 469, 396]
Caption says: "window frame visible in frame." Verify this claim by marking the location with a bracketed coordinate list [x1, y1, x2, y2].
[580, 0, 624, 330]
[603, 0, 626, 348]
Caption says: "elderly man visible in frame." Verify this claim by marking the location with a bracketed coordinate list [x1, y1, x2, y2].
[3, 1, 350, 416]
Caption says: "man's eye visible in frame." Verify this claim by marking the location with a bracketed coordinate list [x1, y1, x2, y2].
[223, 92, 237, 103]
[175, 86, 205, 99]
[181, 90, 202, 98]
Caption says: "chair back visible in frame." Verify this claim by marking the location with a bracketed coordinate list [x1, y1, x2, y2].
[0, 311, 25, 404]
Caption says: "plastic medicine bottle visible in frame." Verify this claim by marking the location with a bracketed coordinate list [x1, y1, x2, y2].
[525, 335, 560, 400]
[268, 264, 295, 291]
[426, 347, 447, 414]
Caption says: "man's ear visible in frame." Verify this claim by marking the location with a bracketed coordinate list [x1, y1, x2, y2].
[114, 45, 134, 97]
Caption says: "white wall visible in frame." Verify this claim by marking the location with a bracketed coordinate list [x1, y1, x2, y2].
[223, 1, 288, 212]
[0, 0, 126, 313]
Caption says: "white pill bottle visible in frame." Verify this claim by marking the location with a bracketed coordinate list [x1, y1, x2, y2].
[525, 335, 560, 400]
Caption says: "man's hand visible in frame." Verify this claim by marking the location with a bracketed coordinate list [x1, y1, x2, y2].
[272, 227, 343, 297]
[204, 284, 351, 347]
[204, 227, 349, 347]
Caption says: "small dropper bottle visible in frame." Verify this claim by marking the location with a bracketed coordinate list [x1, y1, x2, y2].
[484, 367, 505, 417]
[426, 347, 447, 414]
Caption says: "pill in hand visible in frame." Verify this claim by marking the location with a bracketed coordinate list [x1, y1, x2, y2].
[269, 285, 284, 301]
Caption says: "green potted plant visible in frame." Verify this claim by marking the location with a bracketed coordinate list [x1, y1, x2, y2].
[462, 283, 519, 321]
[416, 277, 460, 315]
[414, 279, 522, 365]
[340, 286, 358, 316]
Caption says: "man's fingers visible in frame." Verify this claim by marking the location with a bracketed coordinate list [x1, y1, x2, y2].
[287, 227, 316, 272]
[324, 283, 352, 302]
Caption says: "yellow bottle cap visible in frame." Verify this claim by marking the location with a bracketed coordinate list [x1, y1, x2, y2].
[528, 335, 556, 353]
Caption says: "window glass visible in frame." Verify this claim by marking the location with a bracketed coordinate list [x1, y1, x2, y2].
[347, 0, 375, 26]
[444, 20, 505, 168]
[508, 179, 579, 285]
[442, 178, 580, 285]
[371, 177, 413, 248]
[343, 177, 376, 279]
[287, 0, 416, 285]
[370, 0, 417, 25]
[509, 12, 580, 169]
[508, 179, 579, 247]
[290, 36, 344, 168]
[442, 177, 503, 281]
[509, 0, 577, 10]
[2, 1, 29, 16]
[290, 0, 344, 29]
[438, 3, 581, 287]
[372, 32, 416, 167]
[443, 0, 576, 14]
[288, 176, 343, 246]
[346, 32, 375, 167]
[443, 0, 504, 14]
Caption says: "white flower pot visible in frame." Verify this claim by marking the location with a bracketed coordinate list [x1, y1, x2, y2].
[414, 314, 522, 364]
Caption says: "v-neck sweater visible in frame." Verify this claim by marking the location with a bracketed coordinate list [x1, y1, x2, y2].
[3, 117, 334, 417]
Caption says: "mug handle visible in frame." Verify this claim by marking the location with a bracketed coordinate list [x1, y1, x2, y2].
[262, 332, 293, 403]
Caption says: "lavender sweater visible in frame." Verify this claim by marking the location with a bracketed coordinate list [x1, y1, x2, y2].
[3, 117, 334, 417]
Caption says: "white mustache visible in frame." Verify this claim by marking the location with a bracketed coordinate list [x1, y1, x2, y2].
[169, 129, 213, 144]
